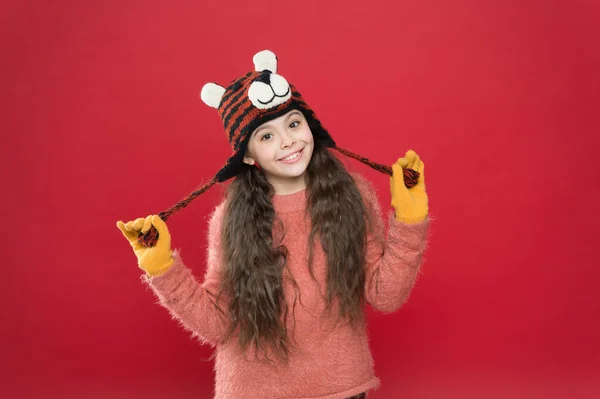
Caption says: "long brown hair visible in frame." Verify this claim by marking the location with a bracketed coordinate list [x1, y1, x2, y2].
[216, 139, 374, 363]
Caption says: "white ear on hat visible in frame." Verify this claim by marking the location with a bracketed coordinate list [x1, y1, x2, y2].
[200, 83, 226, 108]
[253, 50, 277, 73]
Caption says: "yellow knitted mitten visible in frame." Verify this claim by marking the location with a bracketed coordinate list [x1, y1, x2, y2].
[390, 150, 429, 224]
[116, 215, 174, 277]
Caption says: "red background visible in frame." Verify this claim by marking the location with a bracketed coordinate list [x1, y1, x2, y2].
[2, 0, 599, 398]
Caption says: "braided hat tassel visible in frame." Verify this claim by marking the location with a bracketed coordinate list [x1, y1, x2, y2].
[138, 151, 418, 247]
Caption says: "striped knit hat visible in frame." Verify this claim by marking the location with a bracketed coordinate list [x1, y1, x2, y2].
[138, 50, 419, 247]
[200, 50, 336, 183]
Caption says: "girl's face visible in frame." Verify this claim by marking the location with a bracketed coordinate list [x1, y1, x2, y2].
[243, 109, 314, 194]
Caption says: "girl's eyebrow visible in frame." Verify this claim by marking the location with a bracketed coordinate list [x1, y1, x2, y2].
[252, 112, 302, 137]
[252, 124, 272, 137]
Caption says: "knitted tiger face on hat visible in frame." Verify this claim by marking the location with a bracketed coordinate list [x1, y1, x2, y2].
[200, 50, 335, 182]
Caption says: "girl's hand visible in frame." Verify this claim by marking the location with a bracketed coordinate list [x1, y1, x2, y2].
[390, 150, 428, 224]
[116, 215, 174, 277]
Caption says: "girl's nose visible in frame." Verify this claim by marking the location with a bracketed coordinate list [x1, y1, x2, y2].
[280, 131, 296, 148]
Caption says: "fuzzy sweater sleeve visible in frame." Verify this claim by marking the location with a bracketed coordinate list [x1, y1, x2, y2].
[352, 173, 431, 313]
[140, 201, 230, 347]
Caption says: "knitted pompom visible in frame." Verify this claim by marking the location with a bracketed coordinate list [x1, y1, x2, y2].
[403, 168, 420, 188]
[138, 225, 160, 247]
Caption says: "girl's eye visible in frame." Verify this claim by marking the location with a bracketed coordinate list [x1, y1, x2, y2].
[290, 121, 300, 128]
[260, 133, 272, 141]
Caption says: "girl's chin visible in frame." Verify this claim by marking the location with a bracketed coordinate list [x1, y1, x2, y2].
[275, 169, 307, 179]
[278, 160, 308, 174]
[266, 165, 308, 179]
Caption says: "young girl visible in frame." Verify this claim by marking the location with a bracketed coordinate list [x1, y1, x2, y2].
[117, 50, 430, 399]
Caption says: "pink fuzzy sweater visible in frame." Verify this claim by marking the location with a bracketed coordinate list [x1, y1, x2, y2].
[142, 173, 430, 399]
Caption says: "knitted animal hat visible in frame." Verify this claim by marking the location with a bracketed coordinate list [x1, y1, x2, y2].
[201, 50, 336, 183]
[139, 50, 419, 247]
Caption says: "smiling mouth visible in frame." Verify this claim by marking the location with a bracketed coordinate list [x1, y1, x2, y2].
[278, 148, 303, 161]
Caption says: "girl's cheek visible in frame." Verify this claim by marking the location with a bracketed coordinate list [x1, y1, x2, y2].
[262, 143, 277, 158]
[269, 139, 280, 151]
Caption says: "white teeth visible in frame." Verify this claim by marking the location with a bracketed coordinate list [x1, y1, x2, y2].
[280, 151, 301, 162]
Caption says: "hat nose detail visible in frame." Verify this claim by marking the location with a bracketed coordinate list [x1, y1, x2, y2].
[254, 71, 272, 85]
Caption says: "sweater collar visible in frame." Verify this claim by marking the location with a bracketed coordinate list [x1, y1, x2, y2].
[272, 188, 307, 213]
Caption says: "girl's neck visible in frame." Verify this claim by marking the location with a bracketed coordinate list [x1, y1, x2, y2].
[267, 175, 307, 195]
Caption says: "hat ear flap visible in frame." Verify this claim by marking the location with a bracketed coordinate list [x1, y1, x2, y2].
[253, 50, 277, 73]
[200, 83, 226, 108]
